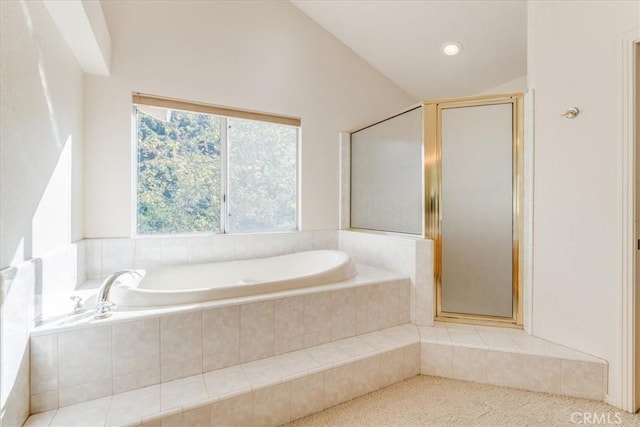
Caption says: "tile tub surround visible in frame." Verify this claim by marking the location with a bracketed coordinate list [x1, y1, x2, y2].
[29, 265, 411, 412]
[84, 230, 339, 279]
[338, 230, 434, 326]
[419, 323, 608, 401]
[23, 325, 421, 427]
[1, 240, 86, 427]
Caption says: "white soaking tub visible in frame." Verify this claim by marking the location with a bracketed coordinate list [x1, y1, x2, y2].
[109, 250, 357, 307]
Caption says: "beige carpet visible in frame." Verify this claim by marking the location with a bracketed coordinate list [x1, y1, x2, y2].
[286, 376, 640, 427]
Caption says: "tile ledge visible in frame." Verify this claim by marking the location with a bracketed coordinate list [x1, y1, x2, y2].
[27, 324, 418, 426]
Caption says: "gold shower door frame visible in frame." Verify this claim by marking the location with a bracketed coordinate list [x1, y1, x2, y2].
[423, 93, 524, 327]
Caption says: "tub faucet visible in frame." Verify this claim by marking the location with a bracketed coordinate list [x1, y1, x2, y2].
[95, 270, 141, 319]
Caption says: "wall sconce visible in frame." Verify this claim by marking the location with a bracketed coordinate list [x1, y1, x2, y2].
[561, 107, 580, 119]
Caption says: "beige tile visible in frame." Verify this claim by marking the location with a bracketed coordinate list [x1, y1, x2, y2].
[331, 288, 357, 340]
[203, 306, 240, 357]
[333, 337, 376, 358]
[276, 350, 319, 376]
[477, 329, 518, 350]
[113, 367, 160, 394]
[379, 348, 405, 387]
[30, 390, 58, 414]
[160, 375, 208, 411]
[113, 318, 160, 376]
[275, 335, 304, 355]
[290, 372, 324, 421]
[210, 393, 252, 426]
[511, 334, 555, 355]
[161, 356, 202, 383]
[305, 343, 349, 368]
[303, 329, 331, 348]
[562, 360, 605, 400]
[142, 409, 180, 426]
[240, 343, 273, 364]
[105, 384, 161, 426]
[23, 410, 56, 427]
[160, 311, 202, 366]
[383, 324, 420, 345]
[352, 355, 381, 397]
[518, 354, 562, 394]
[418, 326, 451, 344]
[303, 293, 331, 334]
[486, 350, 523, 388]
[379, 282, 402, 328]
[274, 296, 304, 341]
[50, 396, 111, 426]
[403, 343, 421, 379]
[453, 346, 487, 383]
[355, 284, 380, 334]
[397, 281, 411, 324]
[360, 330, 398, 351]
[161, 406, 209, 427]
[58, 378, 112, 407]
[242, 358, 286, 389]
[447, 328, 486, 349]
[414, 295, 433, 327]
[240, 301, 274, 363]
[58, 325, 112, 388]
[421, 342, 453, 378]
[203, 366, 250, 399]
[203, 349, 240, 373]
[323, 363, 354, 408]
[30, 334, 58, 394]
[253, 382, 291, 427]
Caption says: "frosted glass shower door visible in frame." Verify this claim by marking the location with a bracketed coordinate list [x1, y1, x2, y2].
[440, 103, 514, 318]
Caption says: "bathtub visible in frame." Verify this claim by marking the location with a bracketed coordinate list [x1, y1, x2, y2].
[109, 250, 357, 307]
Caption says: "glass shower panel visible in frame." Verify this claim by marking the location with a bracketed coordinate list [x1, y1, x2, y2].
[350, 107, 423, 235]
[440, 103, 513, 318]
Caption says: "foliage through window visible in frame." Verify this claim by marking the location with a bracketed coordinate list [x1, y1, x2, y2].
[135, 101, 298, 234]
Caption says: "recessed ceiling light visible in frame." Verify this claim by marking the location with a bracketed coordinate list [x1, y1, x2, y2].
[441, 41, 463, 56]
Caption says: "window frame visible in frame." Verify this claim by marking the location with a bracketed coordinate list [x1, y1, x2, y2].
[132, 93, 301, 236]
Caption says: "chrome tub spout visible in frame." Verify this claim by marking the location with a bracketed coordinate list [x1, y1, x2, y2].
[95, 270, 141, 318]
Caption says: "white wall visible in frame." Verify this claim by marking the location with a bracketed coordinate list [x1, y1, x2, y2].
[0, 0, 84, 268]
[83, 0, 415, 238]
[528, 0, 640, 407]
[0, 1, 85, 425]
[477, 75, 527, 95]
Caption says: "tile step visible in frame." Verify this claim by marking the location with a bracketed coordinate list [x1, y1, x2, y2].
[24, 323, 608, 427]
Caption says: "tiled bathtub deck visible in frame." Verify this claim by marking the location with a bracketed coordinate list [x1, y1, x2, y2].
[23, 322, 607, 427]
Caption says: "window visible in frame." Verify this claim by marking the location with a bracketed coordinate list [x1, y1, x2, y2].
[134, 94, 299, 235]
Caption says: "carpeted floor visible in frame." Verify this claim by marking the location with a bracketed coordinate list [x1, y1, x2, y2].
[286, 375, 640, 426]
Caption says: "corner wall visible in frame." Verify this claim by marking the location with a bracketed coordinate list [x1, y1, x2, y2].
[0, 1, 85, 424]
[528, 0, 640, 407]
[83, 0, 415, 238]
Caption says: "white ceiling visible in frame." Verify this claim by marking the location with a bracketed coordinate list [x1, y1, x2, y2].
[291, 0, 527, 101]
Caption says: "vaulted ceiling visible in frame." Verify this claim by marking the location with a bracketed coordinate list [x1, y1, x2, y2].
[291, 0, 527, 100]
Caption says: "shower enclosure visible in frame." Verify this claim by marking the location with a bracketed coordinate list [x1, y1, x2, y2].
[350, 94, 524, 326]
